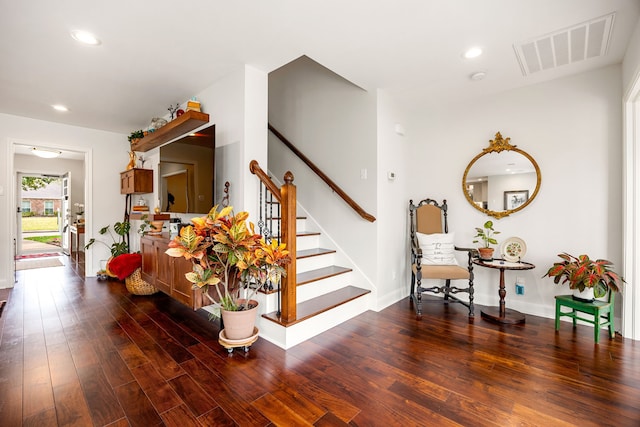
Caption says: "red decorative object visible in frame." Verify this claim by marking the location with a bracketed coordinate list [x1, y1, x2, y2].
[107, 253, 142, 280]
[176, 109, 185, 117]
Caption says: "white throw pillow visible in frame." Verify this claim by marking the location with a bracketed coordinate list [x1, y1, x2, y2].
[416, 232, 458, 266]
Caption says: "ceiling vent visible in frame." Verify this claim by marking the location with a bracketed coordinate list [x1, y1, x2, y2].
[513, 13, 615, 76]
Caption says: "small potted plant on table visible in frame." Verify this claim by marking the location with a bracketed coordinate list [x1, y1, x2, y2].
[473, 220, 500, 261]
[543, 252, 625, 301]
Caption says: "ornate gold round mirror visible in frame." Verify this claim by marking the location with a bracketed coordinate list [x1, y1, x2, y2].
[462, 132, 541, 219]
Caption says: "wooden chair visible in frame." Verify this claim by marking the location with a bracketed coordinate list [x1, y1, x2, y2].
[409, 198, 475, 319]
[554, 292, 615, 343]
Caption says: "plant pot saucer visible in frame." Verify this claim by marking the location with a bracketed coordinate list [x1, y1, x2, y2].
[219, 327, 259, 353]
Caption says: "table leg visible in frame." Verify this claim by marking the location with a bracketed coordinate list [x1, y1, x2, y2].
[481, 267, 526, 324]
[498, 268, 506, 316]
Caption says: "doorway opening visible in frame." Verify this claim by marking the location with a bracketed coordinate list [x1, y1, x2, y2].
[10, 142, 87, 278]
[16, 172, 65, 258]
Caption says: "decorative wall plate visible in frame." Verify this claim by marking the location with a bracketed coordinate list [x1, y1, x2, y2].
[500, 237, 527, 262]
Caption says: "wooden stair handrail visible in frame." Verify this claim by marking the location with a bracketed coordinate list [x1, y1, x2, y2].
[249, 160, 281, 202]
[268, 123, 376, 223]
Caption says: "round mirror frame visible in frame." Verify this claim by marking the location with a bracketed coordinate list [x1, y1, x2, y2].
[462, 132, 541, 219]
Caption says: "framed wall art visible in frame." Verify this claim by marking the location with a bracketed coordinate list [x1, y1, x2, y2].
[504, 190, 529, 210]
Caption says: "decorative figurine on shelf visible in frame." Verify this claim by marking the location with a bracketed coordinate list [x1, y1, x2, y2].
[186, 97, 201, 112]
[150, 117, 167, 131]
[126, 151, 137, 170]
[176, 108, 184, 117]
[168, 103, 180, 120]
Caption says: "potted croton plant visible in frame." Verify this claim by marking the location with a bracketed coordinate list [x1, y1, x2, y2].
[165, 205, 291, 340]
[473, 220, 500, 261]
[543, 252, 625, 302]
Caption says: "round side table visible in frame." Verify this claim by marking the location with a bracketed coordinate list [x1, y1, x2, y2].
[472, 258, 535, 324]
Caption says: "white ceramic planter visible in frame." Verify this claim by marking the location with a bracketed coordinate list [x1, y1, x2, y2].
[572, 287, 595, 302]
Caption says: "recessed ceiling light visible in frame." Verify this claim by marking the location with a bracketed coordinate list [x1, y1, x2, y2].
[52, 104, 69, 112]
[463, 47, 483, 59]
[70, 30, 101, 46]
[32, 147, 62, 159]
[470, 71, 487, 81]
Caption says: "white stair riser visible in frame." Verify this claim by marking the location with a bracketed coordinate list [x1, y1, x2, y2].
[297, 273, 352, 302]
[296, 234, 320, 251]
[263, 218, 307, 230]
[257, 271, 353, 311]
[296, 252, 336, 272]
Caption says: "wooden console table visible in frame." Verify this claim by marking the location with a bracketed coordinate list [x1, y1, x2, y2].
[473, 258, 535, 324]
[70, 224, 85, 263]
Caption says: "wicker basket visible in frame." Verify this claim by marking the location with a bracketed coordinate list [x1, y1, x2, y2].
[125, 268, 158, 295]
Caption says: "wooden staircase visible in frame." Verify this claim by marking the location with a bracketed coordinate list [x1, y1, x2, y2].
[257, 213, 371, 349]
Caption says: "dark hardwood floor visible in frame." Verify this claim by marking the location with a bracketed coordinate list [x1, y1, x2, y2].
[1, 256, 639, 426]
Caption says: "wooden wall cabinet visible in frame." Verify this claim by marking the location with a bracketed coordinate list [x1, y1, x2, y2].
[121, 168, 153, 194]
[140, 234, 203, 310]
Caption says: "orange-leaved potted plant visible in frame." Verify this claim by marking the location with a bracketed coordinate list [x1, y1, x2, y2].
[165, 205, 291, 339]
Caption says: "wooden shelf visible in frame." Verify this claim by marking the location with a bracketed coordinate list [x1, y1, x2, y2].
[130, 110, 210, 152]
[129, 213, 170, 220]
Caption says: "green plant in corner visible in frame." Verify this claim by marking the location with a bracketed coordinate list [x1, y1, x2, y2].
[543, 252, 625, 298]
[473, 220, 500, 248]
[85, 221, 131, 257]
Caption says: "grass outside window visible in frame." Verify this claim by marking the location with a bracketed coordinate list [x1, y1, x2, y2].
[22, 217, 60, 232]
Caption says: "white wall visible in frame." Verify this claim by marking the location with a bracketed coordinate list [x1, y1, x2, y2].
[268, 56, 378, 279]
[621, 17, 640, 339]
[403, 65, 624, 320]
[623, 17, 640, 96]
[0, 113, 127, 285]
[375, 90, 412, 308]
[242, 65, 269, 218]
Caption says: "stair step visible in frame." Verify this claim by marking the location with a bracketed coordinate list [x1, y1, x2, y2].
[269, 216, 307, 220]
[297, 265, 351, 286]
[262, 286, 371, 327]
[276, 230, 320, 239]
[297, 248, 336, 259]
[297, 230, 320, 237]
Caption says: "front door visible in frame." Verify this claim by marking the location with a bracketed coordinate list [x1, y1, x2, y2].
[61, 172, 71, 255]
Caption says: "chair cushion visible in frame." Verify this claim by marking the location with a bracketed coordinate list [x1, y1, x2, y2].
[416, 232, 458, 265]
[413, 263, 470, 279]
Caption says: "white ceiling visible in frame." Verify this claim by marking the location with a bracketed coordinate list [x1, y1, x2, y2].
[1, 0, 639, 140]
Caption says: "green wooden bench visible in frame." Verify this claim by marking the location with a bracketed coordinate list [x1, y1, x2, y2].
[554, 293, 614, 343]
